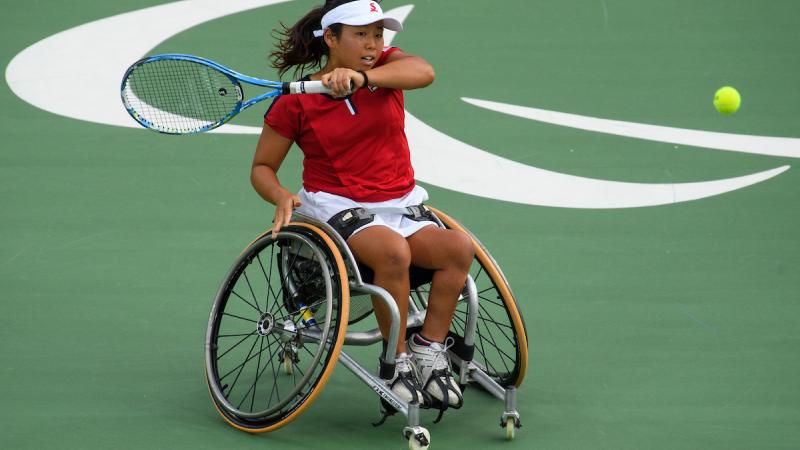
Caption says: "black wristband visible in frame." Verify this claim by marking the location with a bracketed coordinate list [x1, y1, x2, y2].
[357, 70, 369, 88]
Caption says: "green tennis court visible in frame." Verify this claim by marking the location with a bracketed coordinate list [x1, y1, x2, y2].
[2, 1, 799, 449]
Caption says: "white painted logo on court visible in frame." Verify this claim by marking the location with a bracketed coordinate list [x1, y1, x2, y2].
[4, 1, 795, 209]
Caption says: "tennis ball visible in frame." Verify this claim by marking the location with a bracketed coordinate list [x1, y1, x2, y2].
[714, 86, 741, 115]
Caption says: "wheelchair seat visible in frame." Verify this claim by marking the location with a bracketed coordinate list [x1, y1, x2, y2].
[356, 262, 435, 290]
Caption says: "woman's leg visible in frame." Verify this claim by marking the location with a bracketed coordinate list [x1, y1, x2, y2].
[405, 225, 474, 409]
[406, 226, 474, 341]
[347, 225, 412, 356]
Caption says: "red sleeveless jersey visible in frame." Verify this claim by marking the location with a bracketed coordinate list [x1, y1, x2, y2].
[264, 46, 415, 202]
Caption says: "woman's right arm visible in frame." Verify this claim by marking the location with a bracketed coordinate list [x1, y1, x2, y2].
[251, 124, 302, 237]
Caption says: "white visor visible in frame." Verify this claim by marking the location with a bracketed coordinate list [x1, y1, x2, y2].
[313, 1, 403, 37]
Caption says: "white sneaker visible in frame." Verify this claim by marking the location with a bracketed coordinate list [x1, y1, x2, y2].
[407, 335, 463, 408]
[386, 353, 426, 405]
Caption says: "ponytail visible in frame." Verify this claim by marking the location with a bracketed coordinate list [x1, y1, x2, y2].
[270, 1, 358, 79]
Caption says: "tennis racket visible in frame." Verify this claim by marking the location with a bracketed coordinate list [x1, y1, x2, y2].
[120, 54, 330, 135]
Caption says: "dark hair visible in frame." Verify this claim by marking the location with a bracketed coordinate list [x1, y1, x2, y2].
[270, 0, 363, 79]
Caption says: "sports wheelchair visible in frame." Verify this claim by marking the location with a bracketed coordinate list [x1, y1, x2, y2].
[204, 206, 528, 449]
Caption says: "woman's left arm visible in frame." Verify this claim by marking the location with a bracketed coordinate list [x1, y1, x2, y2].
[363, 49, 435, 90]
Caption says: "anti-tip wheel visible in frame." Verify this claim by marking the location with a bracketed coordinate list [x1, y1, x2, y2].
[407, 427, 430, 450]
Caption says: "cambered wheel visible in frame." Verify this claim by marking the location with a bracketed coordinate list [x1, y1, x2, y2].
[205, 223, 349, 432]
[416, 207, 529, 388]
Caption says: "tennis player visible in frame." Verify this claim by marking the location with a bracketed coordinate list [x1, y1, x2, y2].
[251, 0, 470, 413]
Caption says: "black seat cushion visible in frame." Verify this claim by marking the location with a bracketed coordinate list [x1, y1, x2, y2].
[356, 262, 435, 290]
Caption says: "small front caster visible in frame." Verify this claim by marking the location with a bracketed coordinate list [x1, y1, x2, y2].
[404, 426, 430, 450]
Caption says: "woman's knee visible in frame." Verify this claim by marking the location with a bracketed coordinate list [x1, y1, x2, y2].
[375, 240, 412, 275]
[349, 227, 412, 276]
[449, 230, 475, 272]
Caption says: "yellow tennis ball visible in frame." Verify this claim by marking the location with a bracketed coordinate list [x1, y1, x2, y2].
[714, 86, 741, 115]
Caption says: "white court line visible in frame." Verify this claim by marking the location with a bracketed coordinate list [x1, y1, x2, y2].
[463, 97, 800, 159]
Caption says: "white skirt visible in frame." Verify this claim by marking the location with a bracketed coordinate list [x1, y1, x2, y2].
[294, 185, 437, 239]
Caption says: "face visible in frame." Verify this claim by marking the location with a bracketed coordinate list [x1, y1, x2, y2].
[325, 22, 385, 70]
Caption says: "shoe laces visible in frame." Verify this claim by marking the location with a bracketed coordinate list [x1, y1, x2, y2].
[395, 353, 415, 376]
[426, 337, 455, 373]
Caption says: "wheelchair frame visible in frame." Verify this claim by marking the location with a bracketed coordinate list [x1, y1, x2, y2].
[204, 207, 527, 449]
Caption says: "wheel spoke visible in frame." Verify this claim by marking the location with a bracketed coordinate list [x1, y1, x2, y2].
[241, 269, 263, 314]
[224, 334, 261, 396]
[222, 311, 257, 324]
[477, 291, 505, 309]
[475, 316, 514, 374]
[300, 344, 317, 359]
[256, 252, 277, 314]
[265, 243, 281, 314]
[460, 301, 510, 378]
[472, 264, 485, 282]
[476, 302, 515, 332]
[266, 339, 282, 409]
[237, 336, 265, 411]
[473, 319, 496, 375]
[217, 330, 258, 360]
[451, 310, 468, 333]
[229, 289, 262, 315]
[476, 285, 496, 296]
[250, 336, 266, 411]
[272, 240, 306, 313]
[218, 335, 275, 382]
[234, 336, 281, 411]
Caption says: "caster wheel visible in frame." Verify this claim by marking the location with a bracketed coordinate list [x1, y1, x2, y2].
[505, 420, 515, 440]
[407, 427, 430, 450]
[282, 354, 293, 375]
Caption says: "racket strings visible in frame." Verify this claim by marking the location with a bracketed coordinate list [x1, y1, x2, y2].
[123, 59, 240, 134]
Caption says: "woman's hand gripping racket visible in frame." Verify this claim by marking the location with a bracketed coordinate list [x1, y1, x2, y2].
[120, 54, 332, 135]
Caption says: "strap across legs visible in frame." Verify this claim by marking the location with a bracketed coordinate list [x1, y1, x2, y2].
[326, 204, 436, 240]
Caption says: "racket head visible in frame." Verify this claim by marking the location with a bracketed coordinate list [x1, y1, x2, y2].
[120, 54, 246, 135]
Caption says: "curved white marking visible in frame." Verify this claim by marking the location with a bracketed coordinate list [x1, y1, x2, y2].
[3, 1, 789, 208]
[463, 97, 800, 159]
[405, 112, 789, 208]
[123, 84, 215, 132]
[5, 0, 293, 129]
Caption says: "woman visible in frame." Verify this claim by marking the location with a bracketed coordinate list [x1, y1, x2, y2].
[251, 0, 471, 411]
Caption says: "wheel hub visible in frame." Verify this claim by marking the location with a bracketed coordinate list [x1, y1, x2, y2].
[256, 312, 275, 336]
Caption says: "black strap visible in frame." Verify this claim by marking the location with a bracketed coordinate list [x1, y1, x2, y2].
[326, 207, 375, 240]
[403, 204, 436, 222]
[424, 368, 464, 423]
[326, 204, 436, 239]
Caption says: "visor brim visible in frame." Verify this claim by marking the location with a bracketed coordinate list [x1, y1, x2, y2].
[340, 16, 403, 32]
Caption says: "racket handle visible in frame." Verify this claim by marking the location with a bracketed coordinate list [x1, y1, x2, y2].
[283, 80, 329, 95]
[282, 80, 357, 95]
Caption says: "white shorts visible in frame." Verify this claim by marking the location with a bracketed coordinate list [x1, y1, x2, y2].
[294, 185, 438, 239]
